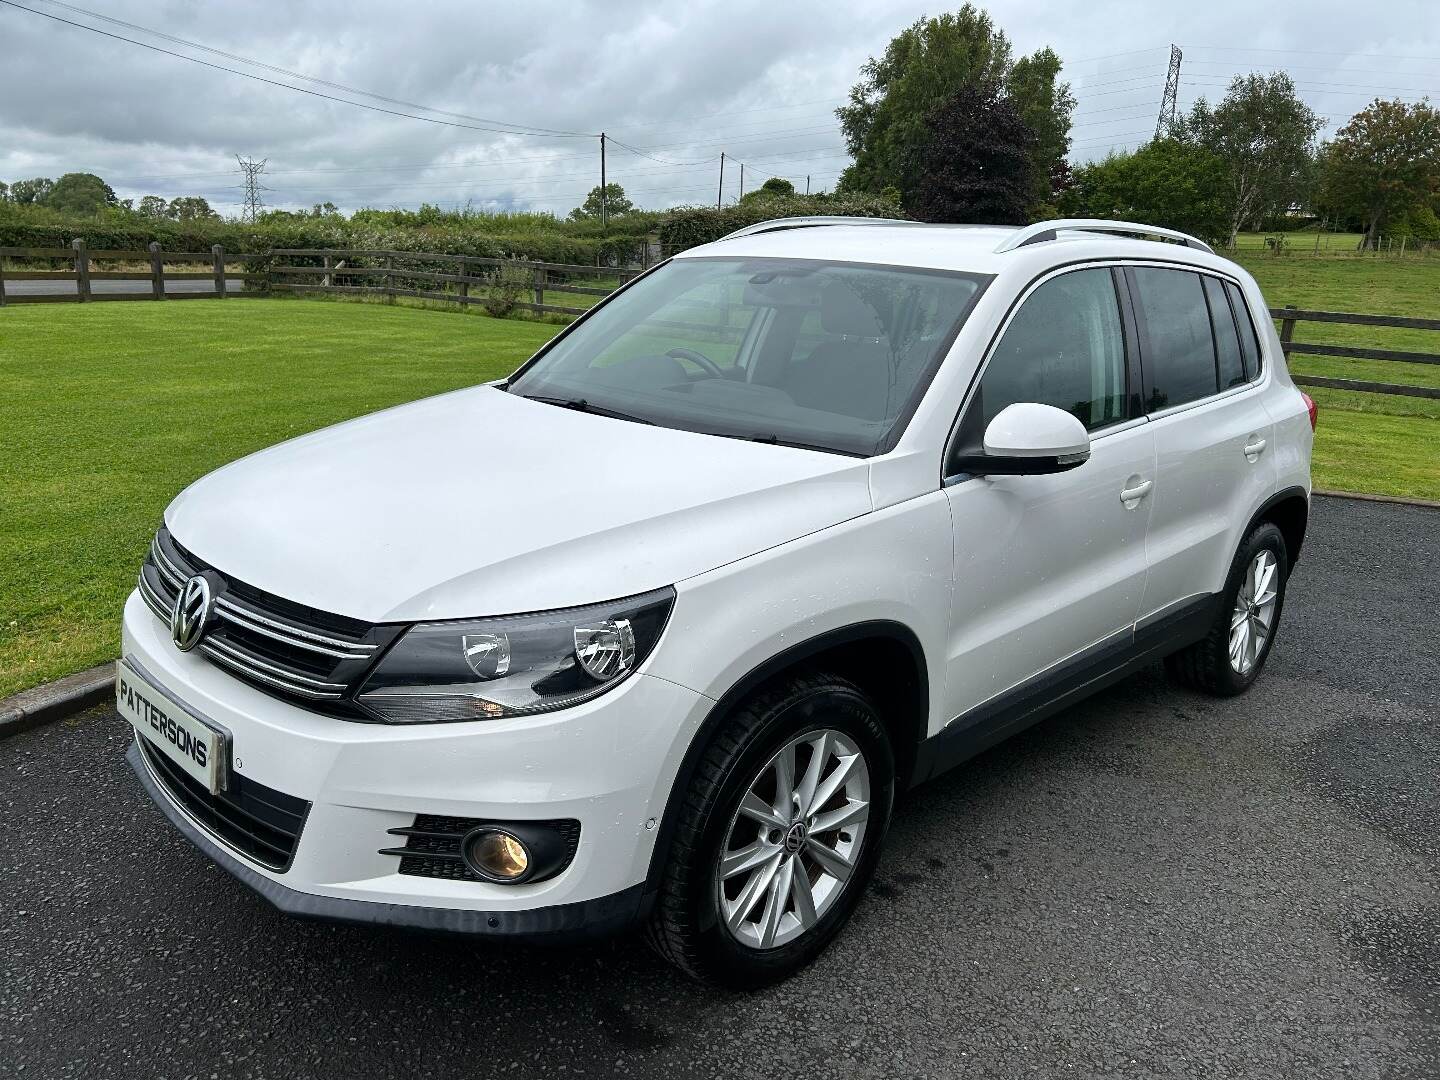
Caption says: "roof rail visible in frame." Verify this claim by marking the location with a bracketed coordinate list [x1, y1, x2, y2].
[994, 218, 1214, 254]
[716, 216, 918, 242]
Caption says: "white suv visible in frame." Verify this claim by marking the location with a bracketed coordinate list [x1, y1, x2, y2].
[118, 217, 1315, 987]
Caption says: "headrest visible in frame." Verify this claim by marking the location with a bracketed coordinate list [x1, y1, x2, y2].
[820, 281, 884, 337]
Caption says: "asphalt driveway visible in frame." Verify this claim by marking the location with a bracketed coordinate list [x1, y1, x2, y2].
[2, 495, 1436, 1079]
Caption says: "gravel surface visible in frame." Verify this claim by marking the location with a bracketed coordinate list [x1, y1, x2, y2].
[2, 495, 1436, 1079]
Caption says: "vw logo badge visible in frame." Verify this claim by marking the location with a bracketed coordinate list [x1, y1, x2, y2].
[170, 574, 215, 652]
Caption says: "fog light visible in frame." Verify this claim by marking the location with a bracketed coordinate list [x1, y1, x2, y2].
[464, 828, 531, 882]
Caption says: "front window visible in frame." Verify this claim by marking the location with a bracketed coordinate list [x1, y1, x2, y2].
[506, 257, 990, 456]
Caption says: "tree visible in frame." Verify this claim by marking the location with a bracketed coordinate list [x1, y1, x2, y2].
[739, 177, 798, 204]
[836, 6, 1072, 208]
[9, 177, 54, 206]
[1174, 73, 1323, 247]
[905, 80, 1035, 224]
[44, 172, 118, 214]
[568, 183, 634, 222]
[167, 196, 218, 222]
[1060, 139, 1230, 244]
[1319, 98, 1440, 249]
[0, 181, 8, 202]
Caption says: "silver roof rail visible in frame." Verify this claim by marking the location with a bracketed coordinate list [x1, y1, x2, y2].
[995, 218, 1214, 254]
[716, 216, 918, 242]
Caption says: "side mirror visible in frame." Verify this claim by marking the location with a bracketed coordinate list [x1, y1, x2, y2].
[952, 402, 1091, 476]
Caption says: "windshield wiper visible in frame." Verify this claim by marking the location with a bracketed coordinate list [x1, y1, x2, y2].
[514, 394, 654, 426]
[716, 432, 863, 457]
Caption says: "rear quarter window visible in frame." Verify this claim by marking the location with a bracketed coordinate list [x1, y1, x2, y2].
[1223, 280, 1263, 380]
[1129, 267, 1220, 411]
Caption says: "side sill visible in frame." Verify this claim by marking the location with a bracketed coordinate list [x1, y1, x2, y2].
[912, 593, 1219, 786]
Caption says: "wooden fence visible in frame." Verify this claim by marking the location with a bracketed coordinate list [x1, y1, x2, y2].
[0, 240, 265, 304]
[266, 248, 637, 317]
[1271, 306, 1440, 401]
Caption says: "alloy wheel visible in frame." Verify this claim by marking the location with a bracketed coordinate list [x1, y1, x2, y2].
[1229, 548, 1279, 675]
[714, 728, 871, 950]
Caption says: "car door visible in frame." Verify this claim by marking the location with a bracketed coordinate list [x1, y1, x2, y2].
[942, 265, 1156, 729]
[1122, 266, 1278, 625]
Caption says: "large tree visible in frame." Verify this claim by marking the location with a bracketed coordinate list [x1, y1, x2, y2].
[44, 172, 118, 215]
[136, 194, 169, 218]
[906, 80, 1035, 224]
[167, 196, 218, 221]
[1060, 139, 1230, 244]
[836, 6, 1073, 209]
[568, 183, 634, 222]
[9, 177, 54, 205]
[1319, 98, 1440, 249]
[1174, 73, 1323, 247]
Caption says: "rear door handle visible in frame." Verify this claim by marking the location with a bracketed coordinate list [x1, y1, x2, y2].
[1244, 436, 1268, 459]
[1120, 479, 1153, 505]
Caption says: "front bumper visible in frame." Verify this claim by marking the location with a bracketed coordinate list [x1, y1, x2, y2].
[121, 590, 710, 933]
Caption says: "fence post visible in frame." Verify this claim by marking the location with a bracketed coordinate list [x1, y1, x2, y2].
[386, 255, 394, 303]
[0, 257, 6, 307]
[322, 253, 333, 288]
[533, 266, 545, 309]
[457, 257, 469, 303]
[72, 238, 91, 302]
[212, 245, 227, 299]
[148, 242, 165, 299]
[1279, 305, 1296, 355]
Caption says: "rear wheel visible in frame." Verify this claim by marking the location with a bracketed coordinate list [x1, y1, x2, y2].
[1165, 521, 1288, 696]
[645, 673, 894, 988]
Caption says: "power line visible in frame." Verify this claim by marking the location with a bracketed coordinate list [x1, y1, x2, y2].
[0, 0, 596, 138]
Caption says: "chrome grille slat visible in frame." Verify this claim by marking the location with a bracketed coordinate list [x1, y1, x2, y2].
[151, 536, 185, 587]
[200, 636, 349, 693]
[213, 596, 375, 657]
[137, 569, 171, 622]
[198, 642, 346, 700]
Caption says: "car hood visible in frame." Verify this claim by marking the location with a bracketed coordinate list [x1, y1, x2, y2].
[166, 386, 873, 622]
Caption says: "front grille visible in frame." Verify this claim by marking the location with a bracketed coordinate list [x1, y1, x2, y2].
[138, 527, 402, 712]
[381, 814, 581, 882]
[138, 735, 310, 871]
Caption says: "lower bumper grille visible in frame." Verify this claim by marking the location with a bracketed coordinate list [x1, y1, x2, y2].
[138, 735, 310, 872]
[383, 814, 581, 883]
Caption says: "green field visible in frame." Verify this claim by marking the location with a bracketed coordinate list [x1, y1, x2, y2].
[1231, 251, 1440, 499]
[2, 265, 1437, 700]
[0, 301, 553, 698]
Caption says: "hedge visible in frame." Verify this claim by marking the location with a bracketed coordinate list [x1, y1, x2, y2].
[656, 193, 908, 252]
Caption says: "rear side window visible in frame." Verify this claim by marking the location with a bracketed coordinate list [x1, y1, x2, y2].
[1224, 280, 1263, 380]
[1129, 267, 1219, 411]
[1203, 276, 1246, 389]
[969, 267, 1129, 434]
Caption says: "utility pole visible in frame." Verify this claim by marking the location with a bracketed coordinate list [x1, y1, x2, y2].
[237, 155, 267, 223]
[1155, 45, 1183, 139]
[599, 132, 608, 230]
[717, 153, 725, 209]
[805, 175, 810, 195]
[739, 162, 744, 200]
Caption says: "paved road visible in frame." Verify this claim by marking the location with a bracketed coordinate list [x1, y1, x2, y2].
[4, 278, 247, 297]
[2, 496, 1437, 1079]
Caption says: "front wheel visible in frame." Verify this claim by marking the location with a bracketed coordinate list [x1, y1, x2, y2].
[1165, 521, 1289, 696]
[645, 673, 894, 988]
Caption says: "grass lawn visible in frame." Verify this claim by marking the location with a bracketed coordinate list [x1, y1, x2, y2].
[0, 299, 554, 699]
[1232, 252, 1440, 501]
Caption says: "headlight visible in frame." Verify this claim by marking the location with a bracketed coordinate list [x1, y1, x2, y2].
[356, 588, 675, 723]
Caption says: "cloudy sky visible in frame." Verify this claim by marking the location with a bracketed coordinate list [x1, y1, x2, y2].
[2, 0, 1437, 218]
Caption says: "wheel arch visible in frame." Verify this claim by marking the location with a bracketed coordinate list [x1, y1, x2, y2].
[1251, 485, 1310, 567]
[641, 620, 929, 900]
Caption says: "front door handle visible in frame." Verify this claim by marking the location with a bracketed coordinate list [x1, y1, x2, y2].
[1120, 479, 1153, 505]
[1243, 436, 1268, 460]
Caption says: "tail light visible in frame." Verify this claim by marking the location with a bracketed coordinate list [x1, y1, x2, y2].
[1301, 391, 1318, 431]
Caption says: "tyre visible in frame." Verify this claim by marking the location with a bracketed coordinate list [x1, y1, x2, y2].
[645, 672, 895, 988]
[1165, 521, 1289, 696]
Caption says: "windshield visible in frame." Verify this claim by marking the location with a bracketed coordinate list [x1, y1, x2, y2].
[506, 257, 990, 456]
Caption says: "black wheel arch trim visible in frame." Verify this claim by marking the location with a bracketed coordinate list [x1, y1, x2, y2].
[1249, 485, 1310, 566]
[641, 620, 929, 902]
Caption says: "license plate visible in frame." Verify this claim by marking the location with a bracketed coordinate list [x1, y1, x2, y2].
[116, 659, 227, 794]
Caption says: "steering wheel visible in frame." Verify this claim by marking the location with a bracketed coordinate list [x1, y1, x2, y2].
[666, 347, 724, 379]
